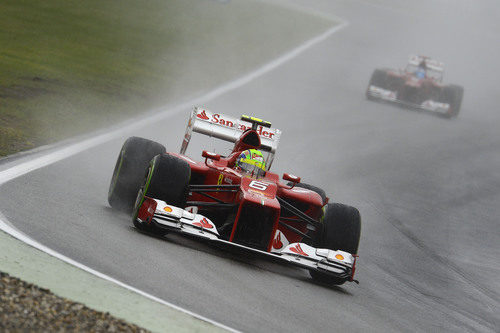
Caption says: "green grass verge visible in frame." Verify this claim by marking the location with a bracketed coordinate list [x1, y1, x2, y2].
[0, 0, 333, 157]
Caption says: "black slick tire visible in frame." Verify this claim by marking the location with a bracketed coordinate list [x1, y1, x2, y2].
[108, 137, 165, 213]
[442, 84, 464, 118]
[310, 203, 361, 285]
[132, 154, 190, 235]
[366, 69, 387, 99]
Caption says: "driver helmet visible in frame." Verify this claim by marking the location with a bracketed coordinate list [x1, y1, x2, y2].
[415, 60, 427, 79]
[235, 149, 266, 176]
[415, 67, 426, 79]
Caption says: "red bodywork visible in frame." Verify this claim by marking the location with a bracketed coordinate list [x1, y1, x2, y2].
[168, 129, 324, 253]
[379, 68, 446, 104]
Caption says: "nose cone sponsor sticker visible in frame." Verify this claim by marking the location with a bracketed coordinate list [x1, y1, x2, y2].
[163, 206, 173, 212]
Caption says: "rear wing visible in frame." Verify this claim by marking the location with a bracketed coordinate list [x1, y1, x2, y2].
[180, 107, 282, 168]
[408, 55, 444, 72]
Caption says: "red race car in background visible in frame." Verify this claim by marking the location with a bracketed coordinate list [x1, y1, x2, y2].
[366, 55, 464, 118]
[108, 107, 361, 285]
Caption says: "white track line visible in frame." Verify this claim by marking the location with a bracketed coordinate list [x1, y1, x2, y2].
[0, 214, 239, 332]
[0, 17, 349, 331]
[0, 19, 348, 186]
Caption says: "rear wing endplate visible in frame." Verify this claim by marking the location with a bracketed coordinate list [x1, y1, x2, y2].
[180, 107, 282, 167]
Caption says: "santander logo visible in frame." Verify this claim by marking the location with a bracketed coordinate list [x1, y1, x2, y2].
[196, 110, 275, 139]
[193, 217, 213, 229]
[196, 110, 210, 120]
[289, 244, 308, 257]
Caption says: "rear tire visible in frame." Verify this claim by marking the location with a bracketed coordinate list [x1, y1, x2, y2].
[132, 154, 191, 235]
[442, 84, 464, 118]
[108, 137, 165, 213]
[309, 203, 361, 285]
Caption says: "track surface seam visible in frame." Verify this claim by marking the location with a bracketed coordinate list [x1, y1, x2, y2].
[370, 187, 498, 330]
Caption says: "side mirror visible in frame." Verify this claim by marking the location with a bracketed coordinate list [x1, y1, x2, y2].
[283, 173, 300, 184]
[202, 150, 221, 161]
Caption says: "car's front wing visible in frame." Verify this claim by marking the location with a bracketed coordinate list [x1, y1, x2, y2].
[135, 197, 357, 283]
[367, 85, 451, 115]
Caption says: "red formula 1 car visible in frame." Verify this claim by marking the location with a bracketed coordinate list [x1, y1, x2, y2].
[108, 107, 361, 285]
[366, 55, 464, 118]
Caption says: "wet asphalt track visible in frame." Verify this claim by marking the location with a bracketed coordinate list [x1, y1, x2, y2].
[1, 0, 499, 331]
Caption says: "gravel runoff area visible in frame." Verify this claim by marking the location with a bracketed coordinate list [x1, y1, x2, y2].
[0, 271, 148, 332]
[0, 228, 227, 333]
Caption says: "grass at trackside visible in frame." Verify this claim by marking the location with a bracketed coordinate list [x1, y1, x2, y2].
[0, 0, 333, 157]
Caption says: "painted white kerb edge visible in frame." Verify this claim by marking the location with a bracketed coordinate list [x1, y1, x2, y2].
[0, 18, 349, 331]
[0, 215, 239, 332]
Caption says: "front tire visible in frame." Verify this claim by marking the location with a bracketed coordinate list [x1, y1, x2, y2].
[366, 69, 387, 99]
[144, 154, 191, 207]
[310, 203, 361, 285]
[108, 137, 165, 213]
[132, 154, 191, 235]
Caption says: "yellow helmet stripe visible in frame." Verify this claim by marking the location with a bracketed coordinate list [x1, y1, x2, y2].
[239, 158, 265, 169]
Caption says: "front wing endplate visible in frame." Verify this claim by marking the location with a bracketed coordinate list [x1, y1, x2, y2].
[367, 85, 450, 114]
